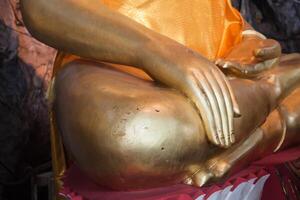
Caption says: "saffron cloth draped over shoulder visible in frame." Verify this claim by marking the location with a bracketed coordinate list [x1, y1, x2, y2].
[52, 0, 244, 77]
[100, 0, 244, 60]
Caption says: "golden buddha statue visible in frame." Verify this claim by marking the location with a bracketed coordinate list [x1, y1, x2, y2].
[20, 0, 300, 195]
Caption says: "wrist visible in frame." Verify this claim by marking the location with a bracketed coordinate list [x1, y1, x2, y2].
[140, 35, 184, 71]
[138, 35, 198, 89]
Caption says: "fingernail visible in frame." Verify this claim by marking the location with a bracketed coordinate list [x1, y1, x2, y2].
[231, 138, 235, 144]
[230, 131, 235, 143]
[234, 112, 241, 118]
[220, 134, 225, 146]
[233, 107, 241, 118]
[226, 135, 230, 146]
[183, 178, 193, 185]
[255, 49, 264, 57]
[223, 63, 229, 69]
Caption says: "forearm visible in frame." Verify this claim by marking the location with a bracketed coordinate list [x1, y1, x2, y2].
[20, 0, 240, 148]
[20, 0, 163, 69]
[20, 0, 220, 89]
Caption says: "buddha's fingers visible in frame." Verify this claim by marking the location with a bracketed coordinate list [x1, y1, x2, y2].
[213, 69, 237, 146]
[201, 70, 230, 147]
[251, 58, 279, 73]
[254, 39, 281, 61]
[216, 58, 278, 77]
[192, 71, 224, 146]
[238, 58, 278, 75]
[189, 72, 220, 146]
[216, 60, 246, 75]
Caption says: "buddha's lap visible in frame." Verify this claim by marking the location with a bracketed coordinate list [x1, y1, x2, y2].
[51, 55, 300, 189]
[53, 60, 211, 188]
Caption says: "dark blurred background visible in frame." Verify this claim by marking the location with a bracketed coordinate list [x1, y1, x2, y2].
[232, 0, 300, 53]
[0, 0, 299, 199]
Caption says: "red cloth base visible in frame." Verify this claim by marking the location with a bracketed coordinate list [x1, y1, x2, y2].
[60, 146, 300, 200]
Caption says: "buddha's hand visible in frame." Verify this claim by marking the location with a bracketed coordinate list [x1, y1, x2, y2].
[145, 43, 240, 148]
[215, 35, 281, 78]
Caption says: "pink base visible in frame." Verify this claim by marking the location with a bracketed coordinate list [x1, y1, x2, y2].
[60, 146, 300, 200]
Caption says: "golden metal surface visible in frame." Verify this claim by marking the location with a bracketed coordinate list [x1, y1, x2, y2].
[52, 56, 300, 189]
[185, 57, 300, 187]
[20, 0, 300, 191]
[20, 0, 245, 148]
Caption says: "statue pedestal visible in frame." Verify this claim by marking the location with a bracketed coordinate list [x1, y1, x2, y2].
[59, 147, 300, 200]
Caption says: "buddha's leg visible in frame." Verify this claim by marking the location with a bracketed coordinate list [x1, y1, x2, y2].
[185, 89, 300, 187]
[53, 58, 300, 190]
[54, 60, 209, 190]
[185, 55, 300, 187]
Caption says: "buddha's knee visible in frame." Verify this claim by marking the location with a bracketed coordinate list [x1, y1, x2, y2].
[279, 89, 300, 148]
[54, 61, 208, 189]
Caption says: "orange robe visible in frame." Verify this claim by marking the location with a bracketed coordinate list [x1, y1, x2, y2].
[53, 0, 244, 76]
[100, 0, 244, 60]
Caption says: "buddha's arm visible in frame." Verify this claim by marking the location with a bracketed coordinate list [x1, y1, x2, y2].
[20, 0, 239, 148]
[20, 0, 157, 67]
